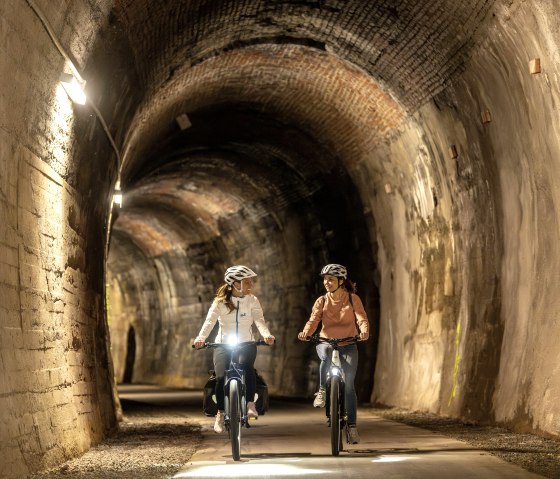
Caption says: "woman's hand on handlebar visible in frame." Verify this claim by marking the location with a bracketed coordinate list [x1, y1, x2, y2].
[193, 338, 206, 349]
[297, 331, 309, 341]
[264, 335, 275, 345]
[359, 331, 369, 341]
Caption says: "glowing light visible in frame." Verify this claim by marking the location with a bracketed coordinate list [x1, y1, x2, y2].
[226, 335, 239, 345]
[60, 72, 87, 105]
[174, 462, 328, 477]
[372, 455, 415, 463]
[113, 180, 123, 207]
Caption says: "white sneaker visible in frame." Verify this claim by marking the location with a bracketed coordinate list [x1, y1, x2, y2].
[247, 401, 259, 419]
[313, 387, 326, 408]
[347, 425, 360, 444]
[214, 410, 225, 434]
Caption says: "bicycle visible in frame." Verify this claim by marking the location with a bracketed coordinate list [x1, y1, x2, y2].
[193, 339, 268, 461]
[305, 335, 361, 456]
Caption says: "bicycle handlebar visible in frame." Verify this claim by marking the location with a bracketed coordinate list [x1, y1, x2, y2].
[303, 335, 362, 345]
[192, 339, 269, 350]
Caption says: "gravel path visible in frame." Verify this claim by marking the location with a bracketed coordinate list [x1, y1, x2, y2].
[368, 406, 560, 479]
[30, 400, 202, 479]
[31, 401, 560, 479]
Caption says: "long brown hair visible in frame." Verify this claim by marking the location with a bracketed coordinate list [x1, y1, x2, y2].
[215, 283, 236, 312]
[340, 277, 357, 294]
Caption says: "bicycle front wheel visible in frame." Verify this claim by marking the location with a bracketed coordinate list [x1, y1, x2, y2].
[229, 379, 241, 460]
[329, 375, 342, 456]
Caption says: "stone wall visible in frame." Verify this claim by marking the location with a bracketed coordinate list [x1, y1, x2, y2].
[372, 0, 560, 435]
[0, 1, 117, 476]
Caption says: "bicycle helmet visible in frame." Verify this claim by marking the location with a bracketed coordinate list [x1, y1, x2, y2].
[320, 263, 347, 279]
[224, 265, 257, 285]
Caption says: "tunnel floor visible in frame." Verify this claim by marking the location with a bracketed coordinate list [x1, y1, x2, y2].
[29, 385, 560, 479]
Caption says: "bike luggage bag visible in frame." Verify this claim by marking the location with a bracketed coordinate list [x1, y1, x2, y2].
[202, 370, 269, 416]
[203, 371, 218, 416]
[255, 371, 269, 415]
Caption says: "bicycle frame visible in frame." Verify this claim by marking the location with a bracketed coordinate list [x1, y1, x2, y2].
[194, 340, 267, 461]
[308, 335, 360, 456]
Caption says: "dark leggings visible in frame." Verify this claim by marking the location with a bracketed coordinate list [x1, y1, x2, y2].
[213, 344, 258, 411]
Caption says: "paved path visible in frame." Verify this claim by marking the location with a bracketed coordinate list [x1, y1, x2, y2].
[118, 385, 545, 479]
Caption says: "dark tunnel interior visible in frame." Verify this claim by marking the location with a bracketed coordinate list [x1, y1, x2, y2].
[6, 1, 560, 474]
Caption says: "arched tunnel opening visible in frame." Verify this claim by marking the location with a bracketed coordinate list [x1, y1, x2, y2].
[3, 1, 560, 476]
[107, 93, 382, 402]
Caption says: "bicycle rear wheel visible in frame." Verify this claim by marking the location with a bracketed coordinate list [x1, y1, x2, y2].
[229, 379, 241, 460]
[329, 376, 342, 456]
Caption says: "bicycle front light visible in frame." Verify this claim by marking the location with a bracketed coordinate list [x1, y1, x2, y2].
[227, 335, 239, 345]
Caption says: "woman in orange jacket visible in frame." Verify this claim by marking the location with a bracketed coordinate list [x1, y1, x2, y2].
[298, 263, 369, 444]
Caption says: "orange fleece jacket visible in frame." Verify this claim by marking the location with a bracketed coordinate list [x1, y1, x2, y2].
[303, 292, 369, 339]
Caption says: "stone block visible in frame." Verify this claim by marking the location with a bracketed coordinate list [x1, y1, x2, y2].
[19, 261, 49, 291]
[0, 326, 24, 350]
[23, 329, 45, 350]
[0, 242, 18, 267]
[0, 269, 18, 308]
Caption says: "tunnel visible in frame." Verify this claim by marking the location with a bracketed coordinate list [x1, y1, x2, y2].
[2, 1, 560, 476]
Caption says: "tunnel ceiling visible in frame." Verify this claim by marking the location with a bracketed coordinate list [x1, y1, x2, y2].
[108, 0, 495, 258]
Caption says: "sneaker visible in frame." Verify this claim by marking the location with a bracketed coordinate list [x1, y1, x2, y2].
[313, 387, 326, 408]
[247, 401, 259, 419]
[214, 410, 225, 434]
[347, 425, 360, 444]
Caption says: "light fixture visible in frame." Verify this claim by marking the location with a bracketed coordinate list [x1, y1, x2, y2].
[481, 109, 492, 124]
[60, 72, 87, 105]
[113, 180, 123, 207]
[529, 58, 541, 74]
[449, 145, 458, 159]
[176, 113, 191, 130]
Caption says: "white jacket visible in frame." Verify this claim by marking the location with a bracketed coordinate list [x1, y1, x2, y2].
[195, 294, 272, 344]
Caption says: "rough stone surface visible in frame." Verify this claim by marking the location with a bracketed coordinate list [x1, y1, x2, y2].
[4, 1, 560, 477]
[29, 400, 201, 479]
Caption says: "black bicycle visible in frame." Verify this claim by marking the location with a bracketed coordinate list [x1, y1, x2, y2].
[193, 340, 268, 461]
[305, 335, 361, 456]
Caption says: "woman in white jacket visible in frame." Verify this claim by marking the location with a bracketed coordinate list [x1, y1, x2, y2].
[194, 265, 275, 433]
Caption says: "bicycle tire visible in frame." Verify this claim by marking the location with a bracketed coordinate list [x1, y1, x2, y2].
[229, 379, 241, 461]
[329, 375, 341, 456]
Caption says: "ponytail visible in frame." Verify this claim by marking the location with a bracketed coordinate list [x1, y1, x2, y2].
[215, 283, 236, 312]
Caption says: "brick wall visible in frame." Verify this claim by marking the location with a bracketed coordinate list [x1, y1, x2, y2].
[0, 1, 116, 477]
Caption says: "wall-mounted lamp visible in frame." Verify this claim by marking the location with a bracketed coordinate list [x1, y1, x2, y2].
[481, 109, 492, 124]
[449, 145, 458, 159]
[113, 181, 123, 207]
[60, 72, 86, 105]
[176, 113, 191, 130]
[529, 58, 541, 74]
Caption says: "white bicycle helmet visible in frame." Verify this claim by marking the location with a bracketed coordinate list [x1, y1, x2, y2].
[320, 263, 347, 279]
[224, 265, 257, 285]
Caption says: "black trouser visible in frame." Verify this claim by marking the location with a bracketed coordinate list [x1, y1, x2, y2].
[213, 343, 258, 411]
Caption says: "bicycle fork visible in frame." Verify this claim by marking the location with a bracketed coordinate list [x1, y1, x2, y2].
[224, 374, 248, 429]
[326, 350, 346, 420]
